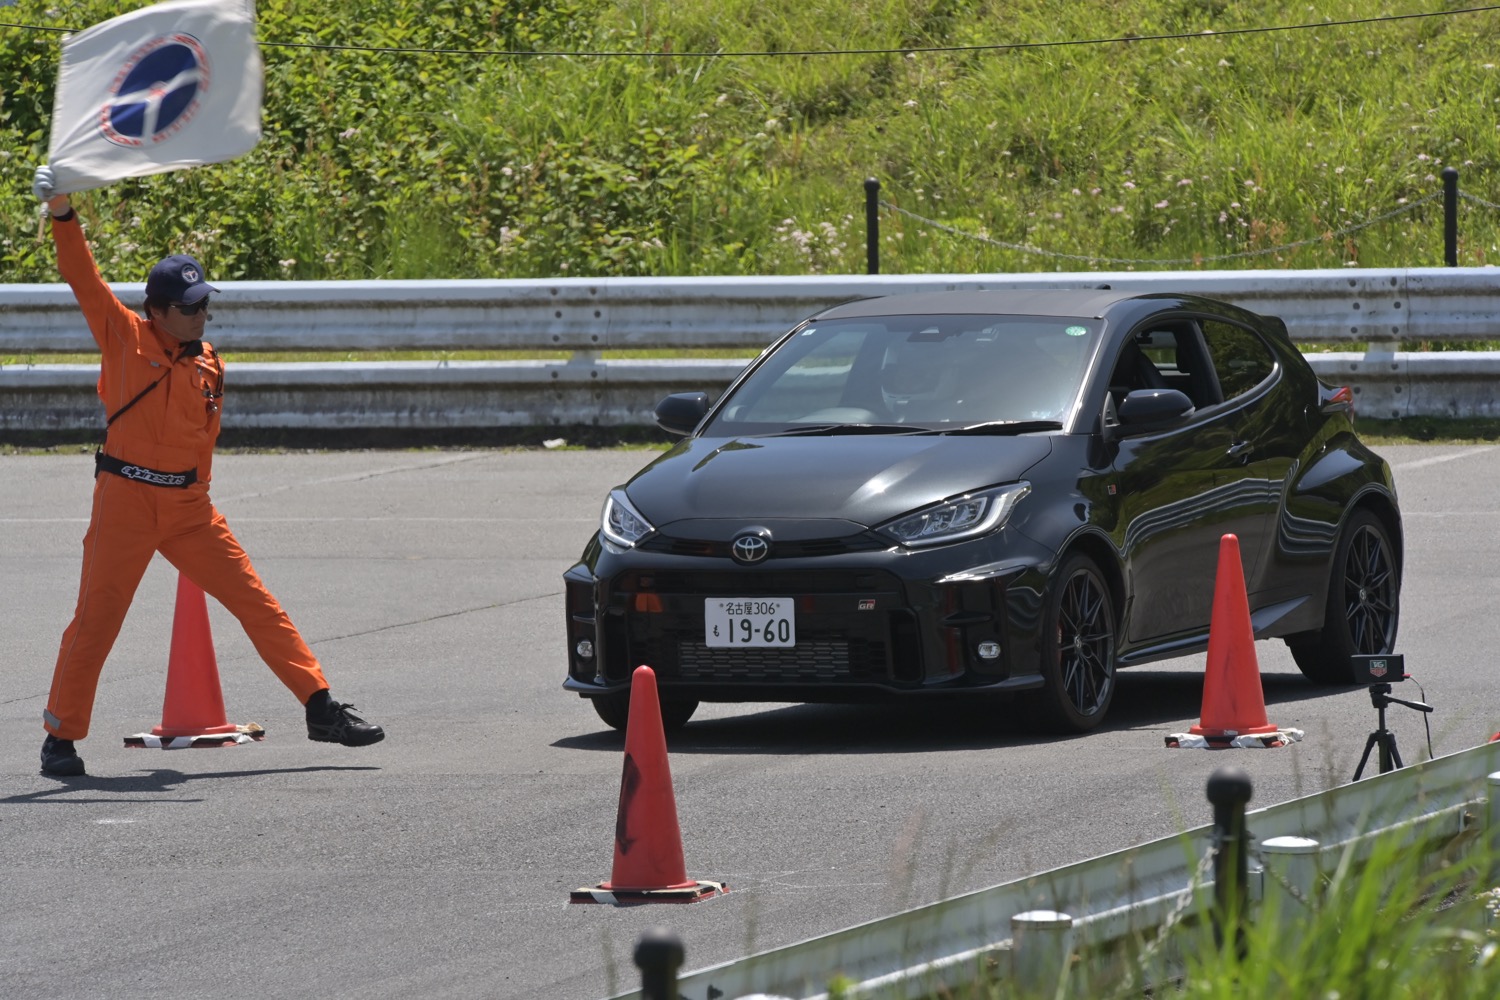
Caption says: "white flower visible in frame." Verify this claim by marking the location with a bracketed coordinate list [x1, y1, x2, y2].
[903, 100, 918, 109]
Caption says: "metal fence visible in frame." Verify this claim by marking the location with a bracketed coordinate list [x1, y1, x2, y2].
[4, 268, 1500, 434]
[609, 741, 1500, 1000]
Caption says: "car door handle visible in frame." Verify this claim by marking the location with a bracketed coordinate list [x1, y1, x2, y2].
[1228, 440, 1254, 464]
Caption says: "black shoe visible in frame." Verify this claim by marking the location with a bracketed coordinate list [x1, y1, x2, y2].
[41, 735, 86, 776]
[306, 692, 385, 747]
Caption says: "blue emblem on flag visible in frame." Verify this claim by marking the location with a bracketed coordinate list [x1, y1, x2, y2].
[100, 35, 210, 147]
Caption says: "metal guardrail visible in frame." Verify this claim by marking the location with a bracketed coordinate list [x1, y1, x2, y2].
[610, 740, 1500, 1000]
[3, 269, 1500, 432]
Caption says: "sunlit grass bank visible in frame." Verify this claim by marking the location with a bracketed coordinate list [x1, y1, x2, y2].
[5, 2, 1500, 283]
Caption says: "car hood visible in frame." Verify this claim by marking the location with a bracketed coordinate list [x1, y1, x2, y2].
[624, 435, 1054, 528]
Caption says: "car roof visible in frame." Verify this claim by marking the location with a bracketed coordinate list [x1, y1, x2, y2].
[812, 288, 1155, 321]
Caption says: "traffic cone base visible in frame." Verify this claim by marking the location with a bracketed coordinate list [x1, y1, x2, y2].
[1165, 729, 1304, 749]
[569, 665, 725, 906]
[125, 723, 267, 749]
[569, 880, 727, 906]
[124, 575, 264, 749]
[1173, 535, 1290, 748]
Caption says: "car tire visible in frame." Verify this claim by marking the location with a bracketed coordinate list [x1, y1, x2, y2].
[1027, 552, 1118, 733]
[1288, 508, 1400, 685]
[589, 691, 700, 732]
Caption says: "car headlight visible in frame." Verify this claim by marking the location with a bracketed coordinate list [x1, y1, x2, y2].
[601, 489, 655, 548]
[878, 482, 1031, 548]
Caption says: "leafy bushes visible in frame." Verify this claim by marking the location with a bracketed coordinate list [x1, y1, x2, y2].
[4, 0, 1499, 283]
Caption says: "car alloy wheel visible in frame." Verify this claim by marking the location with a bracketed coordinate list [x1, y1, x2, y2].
[1290, 508, 1400, 684]
[1033, 553, 1117, 732]
[1343, 519, 1399, 654]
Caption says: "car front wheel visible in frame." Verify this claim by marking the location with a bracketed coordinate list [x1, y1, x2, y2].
[589, 690, 700, 732]
[1028, 552, 1118, 733]
[1289, 508, 1400, 684]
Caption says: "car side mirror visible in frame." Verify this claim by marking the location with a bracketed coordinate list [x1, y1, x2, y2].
[1116, 388, 1195, 426]
[654, 391, 711, 436]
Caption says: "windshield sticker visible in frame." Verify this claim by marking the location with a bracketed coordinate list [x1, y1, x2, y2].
[1065, 325, 1088, 336]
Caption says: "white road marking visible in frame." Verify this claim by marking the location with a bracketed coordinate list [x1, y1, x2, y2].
[1391, 445, 1498, 471]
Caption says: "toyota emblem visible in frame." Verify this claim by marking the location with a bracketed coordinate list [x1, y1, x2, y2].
[731, 532, 771, 564]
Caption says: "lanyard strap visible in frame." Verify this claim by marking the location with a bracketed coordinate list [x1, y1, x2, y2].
[104, 369, 170, 428]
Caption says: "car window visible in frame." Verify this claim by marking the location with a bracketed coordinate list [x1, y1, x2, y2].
[1110, 323, 1221, 409]
[1201, 319, 1276, 400]
[708, 314, 1099, 432]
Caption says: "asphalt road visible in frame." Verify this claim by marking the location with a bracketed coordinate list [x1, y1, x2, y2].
[3, 442, 1498, 999]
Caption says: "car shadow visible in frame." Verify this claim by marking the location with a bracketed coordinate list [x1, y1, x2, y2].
[7, 765, 381, 804]
[551, 668, 1360, 755]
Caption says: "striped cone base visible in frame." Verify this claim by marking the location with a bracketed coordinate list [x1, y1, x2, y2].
[1165, 728, 1304, 749]
[125, 723, 267, 749]
[570, 880, 727, 906]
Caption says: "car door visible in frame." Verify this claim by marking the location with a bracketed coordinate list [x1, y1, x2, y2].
[1197, 317, 1291, 596]
[1106, 320, 1269, 643]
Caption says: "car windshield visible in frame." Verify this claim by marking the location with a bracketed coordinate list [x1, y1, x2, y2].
[704, 313, 1100, 434]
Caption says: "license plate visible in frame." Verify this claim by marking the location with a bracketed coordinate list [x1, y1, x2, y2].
[705, 598, 795, 648]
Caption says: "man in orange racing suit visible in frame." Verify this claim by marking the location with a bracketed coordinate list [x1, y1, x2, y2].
[32, 166, 384, 777]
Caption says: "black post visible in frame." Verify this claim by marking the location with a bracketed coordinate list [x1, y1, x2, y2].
[635, 927, 684, 1000]
[1443, 166, 1459, 267]
[865, 177, 880, 275]
[1206, 766, 1253, 957]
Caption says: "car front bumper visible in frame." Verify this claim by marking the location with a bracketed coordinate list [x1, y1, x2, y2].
[562, 532, 1055, 705]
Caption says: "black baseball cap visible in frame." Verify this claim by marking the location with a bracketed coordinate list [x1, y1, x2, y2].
[145, 254, 218, 304]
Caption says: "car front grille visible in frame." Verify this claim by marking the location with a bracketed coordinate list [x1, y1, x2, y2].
[603, 570, 922, 686]
[674, 638, 887, 682]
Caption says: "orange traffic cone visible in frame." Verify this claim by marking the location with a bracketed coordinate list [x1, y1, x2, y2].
[124, 574, 264, 749]
[1185, 534, 1281, 742]
[570, 666, 726, 905]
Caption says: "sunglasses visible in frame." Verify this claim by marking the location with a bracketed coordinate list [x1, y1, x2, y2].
[170, 296, 211, 316]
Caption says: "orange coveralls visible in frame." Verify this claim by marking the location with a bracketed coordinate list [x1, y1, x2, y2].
[43, 214, 329, 740]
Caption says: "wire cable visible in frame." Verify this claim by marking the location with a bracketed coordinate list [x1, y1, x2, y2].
[880, 193, 1444, 267]
[2, 5, 1498, 60]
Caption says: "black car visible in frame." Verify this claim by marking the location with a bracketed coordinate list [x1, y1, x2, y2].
[563, 289, 1401, 733]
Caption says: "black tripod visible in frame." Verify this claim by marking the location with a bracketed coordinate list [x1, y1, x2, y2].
[1353, 682, 1434, 780]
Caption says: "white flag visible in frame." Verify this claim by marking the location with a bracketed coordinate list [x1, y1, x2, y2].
[46, 0, 263, 194]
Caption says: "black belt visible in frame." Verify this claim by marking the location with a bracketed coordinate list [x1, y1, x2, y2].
[94, 452, 197, 488]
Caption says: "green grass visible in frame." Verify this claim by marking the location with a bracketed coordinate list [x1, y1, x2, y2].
[6, 1, 1500, 285]
[896, 831, 1500, 999]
